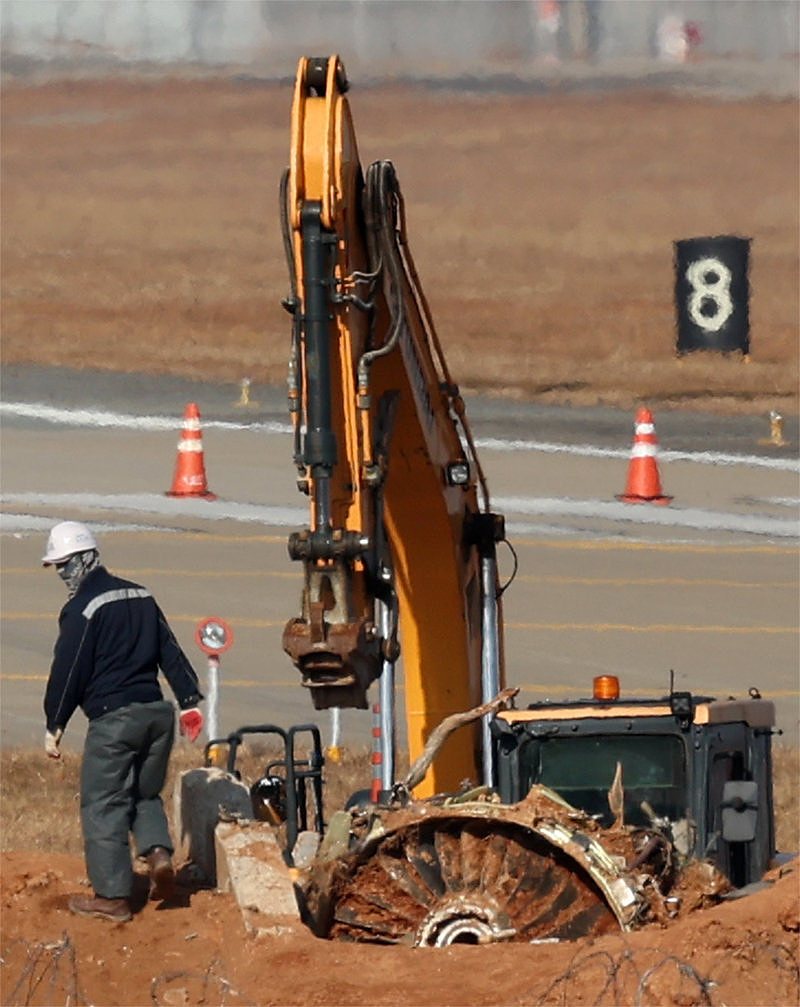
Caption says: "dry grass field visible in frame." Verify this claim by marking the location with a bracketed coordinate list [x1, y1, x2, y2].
[0, 742, 797, 864]
[1, 76, 797, 415]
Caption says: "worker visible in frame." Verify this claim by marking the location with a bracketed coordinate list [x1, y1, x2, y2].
[42, 521, 205, 923]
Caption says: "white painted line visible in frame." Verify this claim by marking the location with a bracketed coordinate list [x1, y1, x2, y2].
[0, 493, 305, 527]
[0, 401, 292, 435]
[475, 436, 799, 472]
[496, 496, 799, 539]
[3, 492, 797, 541]
[2, 401, 795, 471]
[1, 514, 175, 535]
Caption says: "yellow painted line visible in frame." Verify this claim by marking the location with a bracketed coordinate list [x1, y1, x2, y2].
[202, 679, 298, 689]
[0, 530, 291, 547]
[1, 613, 285, 628]
[0, 672, 299, 688]
[2, 568, 298, 578]
[9, 568, 794, 589]
[4, 613, 796, 635]
[512, 539, 796, 556]
[171, 614, 287, 629]
[117, 569, 298, 579]
[102, 531, 291, 545]
[2, 672, 796, 702]
[516, 574, 798, 588]
[506, 622, 796, 633]
[1, 613, 59, 620]
[7, 571, 796, 600]
[28, 529, 794, 554]
[7, 525, 793, 554]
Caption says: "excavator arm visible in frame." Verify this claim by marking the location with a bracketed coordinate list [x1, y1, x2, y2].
[280, 56, 505, 797]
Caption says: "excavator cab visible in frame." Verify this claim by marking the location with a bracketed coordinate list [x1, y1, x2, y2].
[493, 679, 777, 889]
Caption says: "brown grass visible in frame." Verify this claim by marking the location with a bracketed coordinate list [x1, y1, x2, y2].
[772, 745, 800, 855]
[2, 743, 796, 861]
[0, 743, 380, 859]
[1, 78, 797, 416]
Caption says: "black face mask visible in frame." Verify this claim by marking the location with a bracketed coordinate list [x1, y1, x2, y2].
[57, 550, 99, 597]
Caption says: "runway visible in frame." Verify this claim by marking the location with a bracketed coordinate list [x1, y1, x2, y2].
[2, 368, 797, 754]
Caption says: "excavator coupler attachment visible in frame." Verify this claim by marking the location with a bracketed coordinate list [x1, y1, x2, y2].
[283, 541, 382, 709]
[283, 607, 381, 710]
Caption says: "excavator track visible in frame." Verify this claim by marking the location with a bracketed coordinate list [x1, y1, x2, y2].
[302, 789, 654, 946]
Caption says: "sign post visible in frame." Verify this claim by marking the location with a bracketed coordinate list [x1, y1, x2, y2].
[194, 617, 234, 745]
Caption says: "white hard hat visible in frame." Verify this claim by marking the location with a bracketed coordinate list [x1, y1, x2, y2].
[42, 521, 98, 566]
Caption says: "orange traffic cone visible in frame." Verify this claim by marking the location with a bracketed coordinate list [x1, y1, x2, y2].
[166, 403, 217, 500]
[617, 408, 672, 505]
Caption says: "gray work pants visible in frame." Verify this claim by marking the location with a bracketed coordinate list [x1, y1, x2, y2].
[80, 700, 175, 898]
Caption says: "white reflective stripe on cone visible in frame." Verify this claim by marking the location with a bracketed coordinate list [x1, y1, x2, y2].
[635, 423, 656, 435]
[631, 443, 658, 458]
[177, 440, 204, 452]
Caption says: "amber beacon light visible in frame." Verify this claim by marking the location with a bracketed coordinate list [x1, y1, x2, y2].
[593, 675, 620, 701]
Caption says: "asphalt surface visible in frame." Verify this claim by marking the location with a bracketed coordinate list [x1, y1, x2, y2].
[2, 366, 798, 758]
[4, 363, 799, 453]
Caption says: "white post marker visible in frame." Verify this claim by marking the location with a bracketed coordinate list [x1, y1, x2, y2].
[327, 707, 342, 763]
[194, 617, 234, 745]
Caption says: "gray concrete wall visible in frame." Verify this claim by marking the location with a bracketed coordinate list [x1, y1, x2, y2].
[1, 0, 797, 80]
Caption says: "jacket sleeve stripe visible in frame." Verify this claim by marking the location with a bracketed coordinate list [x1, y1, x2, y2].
[82, 587, 151, 620]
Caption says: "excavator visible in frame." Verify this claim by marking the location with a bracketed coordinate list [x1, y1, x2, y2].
[280, 53, 504, 801]
[261, 55, 779, 946]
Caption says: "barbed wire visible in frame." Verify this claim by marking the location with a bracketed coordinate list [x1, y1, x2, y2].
[150, 956, 242, 1006]
[2, 932, 88, 1007]
[2, 930, 797, 1006]
[635, 955, 715, 1006]
[538, 936, 798, 1007]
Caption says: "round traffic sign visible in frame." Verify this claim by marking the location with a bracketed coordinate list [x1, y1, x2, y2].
[195, 617, 234, 655]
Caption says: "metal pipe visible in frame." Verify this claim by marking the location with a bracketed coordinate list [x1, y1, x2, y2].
[206, 655, 220, 742]
[378, 598, 396, 791]
[480, 553, 501, 787]
[300, 200, 337, 530]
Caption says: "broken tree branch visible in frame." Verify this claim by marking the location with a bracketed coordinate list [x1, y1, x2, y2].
[402, 687, 519, 793]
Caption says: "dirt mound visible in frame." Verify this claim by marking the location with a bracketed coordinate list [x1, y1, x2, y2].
[1, 850, 796, 1006]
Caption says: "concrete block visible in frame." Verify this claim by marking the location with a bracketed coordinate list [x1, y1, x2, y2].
[292, 829, 321, 870]
[174, 767, 253, 884]
[317, 809, 353, 862]
[214, 820, 303, 936]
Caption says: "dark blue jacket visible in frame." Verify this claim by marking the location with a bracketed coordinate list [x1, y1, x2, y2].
[44, 566, 203, 732]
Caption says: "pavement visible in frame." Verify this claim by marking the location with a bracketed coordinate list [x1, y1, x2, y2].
[1, 366, 798, 755]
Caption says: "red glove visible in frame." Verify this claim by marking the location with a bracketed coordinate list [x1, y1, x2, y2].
[179, 707, 203, 743]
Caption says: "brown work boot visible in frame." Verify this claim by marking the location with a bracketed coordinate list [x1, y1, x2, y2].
[69, 893, 132, 923]
[145, 846, 175, 901]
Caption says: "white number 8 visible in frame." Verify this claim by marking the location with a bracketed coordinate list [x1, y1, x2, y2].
[685, 257, 734, 333]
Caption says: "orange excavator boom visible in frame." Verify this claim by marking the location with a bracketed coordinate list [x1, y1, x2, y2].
[280, 56, 506, 796]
